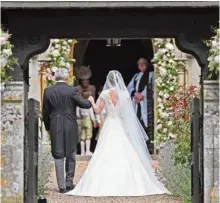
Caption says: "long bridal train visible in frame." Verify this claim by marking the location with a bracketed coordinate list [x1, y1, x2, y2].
[66, 70, 170, 196]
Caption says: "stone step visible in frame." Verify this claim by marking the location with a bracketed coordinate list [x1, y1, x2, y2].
[76, 154, 158, 161]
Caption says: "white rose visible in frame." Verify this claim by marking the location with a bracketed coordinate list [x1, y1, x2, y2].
[159, 91, 164, 96]
[1, 56, 8, 67]
[163, 55, 168, 61]
[158, 103, 164, 109]
[62, 41, 67, 45]
[159, 67, 167, 76]
[169, 59, 174, 63]
[72, 58, 76, 62]
[54, 39, 59, 43]
[158, 48, 167, 54]
[156, 124, 163, 130]
[51, 50, 60, 57]
[212, 40, 218, 48]
[169, 86, 174, 91]
[157, 98, 162, 103]
[164, 93, 169, 99]
[62, 46, 66, 50]
[158, 77, 162, 82]
[3, 49, 12, 56]
[68, 39, 73, 43]
[65, 62, 70, 68]
[158, 108, 162, 113]
[157, 39, 164, 43]
[161, 112, 169, 118]
[0, 36, 6, 45]
[0, 36, 6, 41]
[214, 55, 220, 63]
[163, 128, 168, 133]
[157, 119, 161, 124]
[167, 121, 173, 126]
[165, 43, 174, 50]
[161, 62, 166, 67]
[55, 44, 60, 49]
[51, 66, 58, 72]
[60, 60, 65, 66]
[169, 132, 176, 139]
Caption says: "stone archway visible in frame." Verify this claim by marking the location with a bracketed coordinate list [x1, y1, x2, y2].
[1, 3, 219, 203]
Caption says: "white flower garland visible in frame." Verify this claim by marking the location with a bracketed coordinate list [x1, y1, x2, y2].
[0, 26, 17, 85]
[153, 38, 179, 146]
[44, 39, 76, 86]
[206, 27, 220, 80]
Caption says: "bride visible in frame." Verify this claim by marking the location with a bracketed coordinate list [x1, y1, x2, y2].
[66, 70, 170, 196]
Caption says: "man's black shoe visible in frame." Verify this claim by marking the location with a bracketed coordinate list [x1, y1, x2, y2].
[66, 185, 75, 192]
[59, 188, 66, 193]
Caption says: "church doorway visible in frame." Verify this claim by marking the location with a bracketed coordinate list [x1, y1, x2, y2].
[82, 39, 154, 90]
[74, 39, 155, 153]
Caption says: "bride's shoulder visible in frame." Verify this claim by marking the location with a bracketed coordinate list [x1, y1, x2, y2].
[100, 90, 108, 99]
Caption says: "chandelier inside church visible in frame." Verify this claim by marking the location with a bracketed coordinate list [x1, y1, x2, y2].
[106, 38, 121, 47]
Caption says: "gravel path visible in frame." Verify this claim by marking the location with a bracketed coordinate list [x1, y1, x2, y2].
[46, 160, 182, 203]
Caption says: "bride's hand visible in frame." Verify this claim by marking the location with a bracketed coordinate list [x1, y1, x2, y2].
[88, 96, 95, 104]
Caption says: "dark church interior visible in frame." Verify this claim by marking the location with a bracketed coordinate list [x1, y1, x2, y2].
[74, 39, 155, 153]
[75, 39, 154, 91]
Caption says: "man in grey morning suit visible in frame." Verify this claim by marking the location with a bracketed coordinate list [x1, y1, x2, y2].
[43, 68, 91, 193]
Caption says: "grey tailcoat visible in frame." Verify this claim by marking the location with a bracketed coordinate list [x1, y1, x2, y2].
[42, 82, 91, 159]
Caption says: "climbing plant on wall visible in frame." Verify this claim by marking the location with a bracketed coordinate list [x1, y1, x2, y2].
[205, 27, 220, 80]
[0, 26, 18, 84]
[44, 39, 77, 87]
[153, 38, 179, 146]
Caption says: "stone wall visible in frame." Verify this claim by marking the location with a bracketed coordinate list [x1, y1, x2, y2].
[1, 82, 24, 203]
[203, 80, 219, 203]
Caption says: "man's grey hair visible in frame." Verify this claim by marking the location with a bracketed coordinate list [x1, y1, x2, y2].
[55, 68, 69, 81]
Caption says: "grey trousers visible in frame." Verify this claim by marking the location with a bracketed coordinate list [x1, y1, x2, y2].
[54, 151, 76, 189]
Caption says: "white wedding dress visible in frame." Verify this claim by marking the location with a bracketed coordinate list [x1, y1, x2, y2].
[66, 71, 170, 197]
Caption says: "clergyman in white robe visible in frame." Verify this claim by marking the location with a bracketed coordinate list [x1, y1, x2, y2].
[127, 71, 154, 130]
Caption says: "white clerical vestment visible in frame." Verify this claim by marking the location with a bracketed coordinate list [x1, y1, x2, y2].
[127, 71, 154, 128]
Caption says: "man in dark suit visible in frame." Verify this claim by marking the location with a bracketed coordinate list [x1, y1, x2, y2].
[43, 68, 91, 193]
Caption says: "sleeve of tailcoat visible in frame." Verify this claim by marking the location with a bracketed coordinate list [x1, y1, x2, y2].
[127, 74, 137, 98]
[42, 89, 50, 131]
[91, 86, 96, 100]
[73, 87, 92, 109]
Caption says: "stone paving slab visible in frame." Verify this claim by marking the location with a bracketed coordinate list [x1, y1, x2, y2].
[46, 161, 182, 203]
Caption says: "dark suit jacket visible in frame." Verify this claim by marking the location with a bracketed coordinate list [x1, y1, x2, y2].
[42, 82, 91, 159]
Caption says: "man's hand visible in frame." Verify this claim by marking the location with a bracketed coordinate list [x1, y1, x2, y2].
[135, 98, 141, 104]
[98, 122, 103, 128]
[134, 92, 144, 101]
[88, 96, 95, 105]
